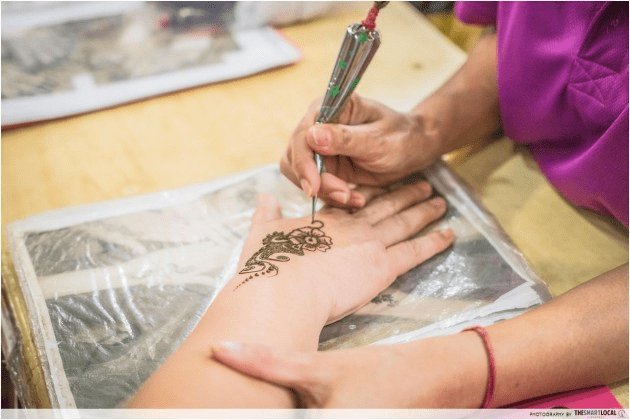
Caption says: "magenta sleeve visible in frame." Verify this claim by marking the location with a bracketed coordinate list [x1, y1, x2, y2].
[454, 1, 498, 26]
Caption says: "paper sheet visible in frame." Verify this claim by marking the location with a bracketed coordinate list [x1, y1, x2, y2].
[1, 1, 300, 126]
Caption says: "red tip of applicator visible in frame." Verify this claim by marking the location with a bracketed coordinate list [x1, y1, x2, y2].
[361, 6, 379, 30]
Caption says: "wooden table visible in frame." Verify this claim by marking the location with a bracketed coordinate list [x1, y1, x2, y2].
[2, 1, 627, 408]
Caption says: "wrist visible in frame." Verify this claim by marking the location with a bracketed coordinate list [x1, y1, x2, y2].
[462, 327, 496, 408]
[211, 269, 330, 350]
[408, 103, 445, 166]
[445, 331, 489, 408]
[406, 332, 489, 408]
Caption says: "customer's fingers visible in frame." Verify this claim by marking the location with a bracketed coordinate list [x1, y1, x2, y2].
[376, 197, 447, 247]
[386, 230, 455, 277]
[354, 181, 432, 225]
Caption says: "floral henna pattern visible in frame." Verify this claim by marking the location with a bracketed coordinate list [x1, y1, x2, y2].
[288, 221, 333, 252]
[234, 220, 332, 290]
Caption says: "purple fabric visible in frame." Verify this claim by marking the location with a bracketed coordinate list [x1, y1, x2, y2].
[455, 2, 628, 226]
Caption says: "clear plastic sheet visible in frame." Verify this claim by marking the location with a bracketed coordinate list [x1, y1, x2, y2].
[5, 163, 551, 408]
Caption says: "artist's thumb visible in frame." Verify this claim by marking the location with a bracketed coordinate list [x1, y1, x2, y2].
[306, 122, 377, 161]
[251, 193, 282, 224]
[212, 341, 328, 407]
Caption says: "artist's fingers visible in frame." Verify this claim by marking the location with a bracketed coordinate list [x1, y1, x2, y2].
[281, 132, 353, 203]
[305, 96, 395, 162]
[251, 193, 282, 224]
[279, 151, 302, 189]
[376, 197, 448, 247]
[306, 123, 383, 163]
[315, 173, 354, 206]
[282, 94, 389, 201]
[349, 185, 388, 208]
[315, 178, 390, 209]
[324, 156, 395, 187]
[387, 230, 455, 277]
[305, 95, 384, 158]
[318, 189, 383, 216]
[354, 181, 432, 225]
[281, 98, 327, 198]
[282, 140, 322, 199]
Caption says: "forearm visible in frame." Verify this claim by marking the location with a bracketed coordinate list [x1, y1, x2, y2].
[412, 32, 501, 157]
[129, 273, 327, 408]
[399, 265, 628, 408]
[487, 264, 629, 406]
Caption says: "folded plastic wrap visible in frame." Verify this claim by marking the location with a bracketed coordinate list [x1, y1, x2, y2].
[4, 162, 551, 408]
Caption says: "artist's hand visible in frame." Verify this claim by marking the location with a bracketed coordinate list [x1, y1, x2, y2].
[232, 180, 453, 325]
[212, 329, 488, 408]
[281, 94, 438, 208]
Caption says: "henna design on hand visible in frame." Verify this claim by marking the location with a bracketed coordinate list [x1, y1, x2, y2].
[234, 220, 332, 290]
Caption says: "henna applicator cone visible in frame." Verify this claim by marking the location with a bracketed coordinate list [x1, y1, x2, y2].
[311, 1, 388, 223]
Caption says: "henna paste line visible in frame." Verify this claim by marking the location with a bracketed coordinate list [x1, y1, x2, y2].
[234, 220, 332, 290]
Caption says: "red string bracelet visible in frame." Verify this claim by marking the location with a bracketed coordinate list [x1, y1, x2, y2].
[463, 326, 496, 408]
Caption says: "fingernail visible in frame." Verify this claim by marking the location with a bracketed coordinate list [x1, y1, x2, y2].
[441, 228, 454, 239]
[421, 182, 432, 195]
[300, 178, 313, 197]
[329, 190, 349, 204]
[349, 192, 365, 208]
[217, 341, 242, 354]
[430, 197, 446, 208]
[312, 126, 330, 147]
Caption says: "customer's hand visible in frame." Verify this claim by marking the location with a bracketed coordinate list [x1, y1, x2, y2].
[131, 180, 452, 409]
[281, 94, 439, 208]
[232, 179, 453, 324]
